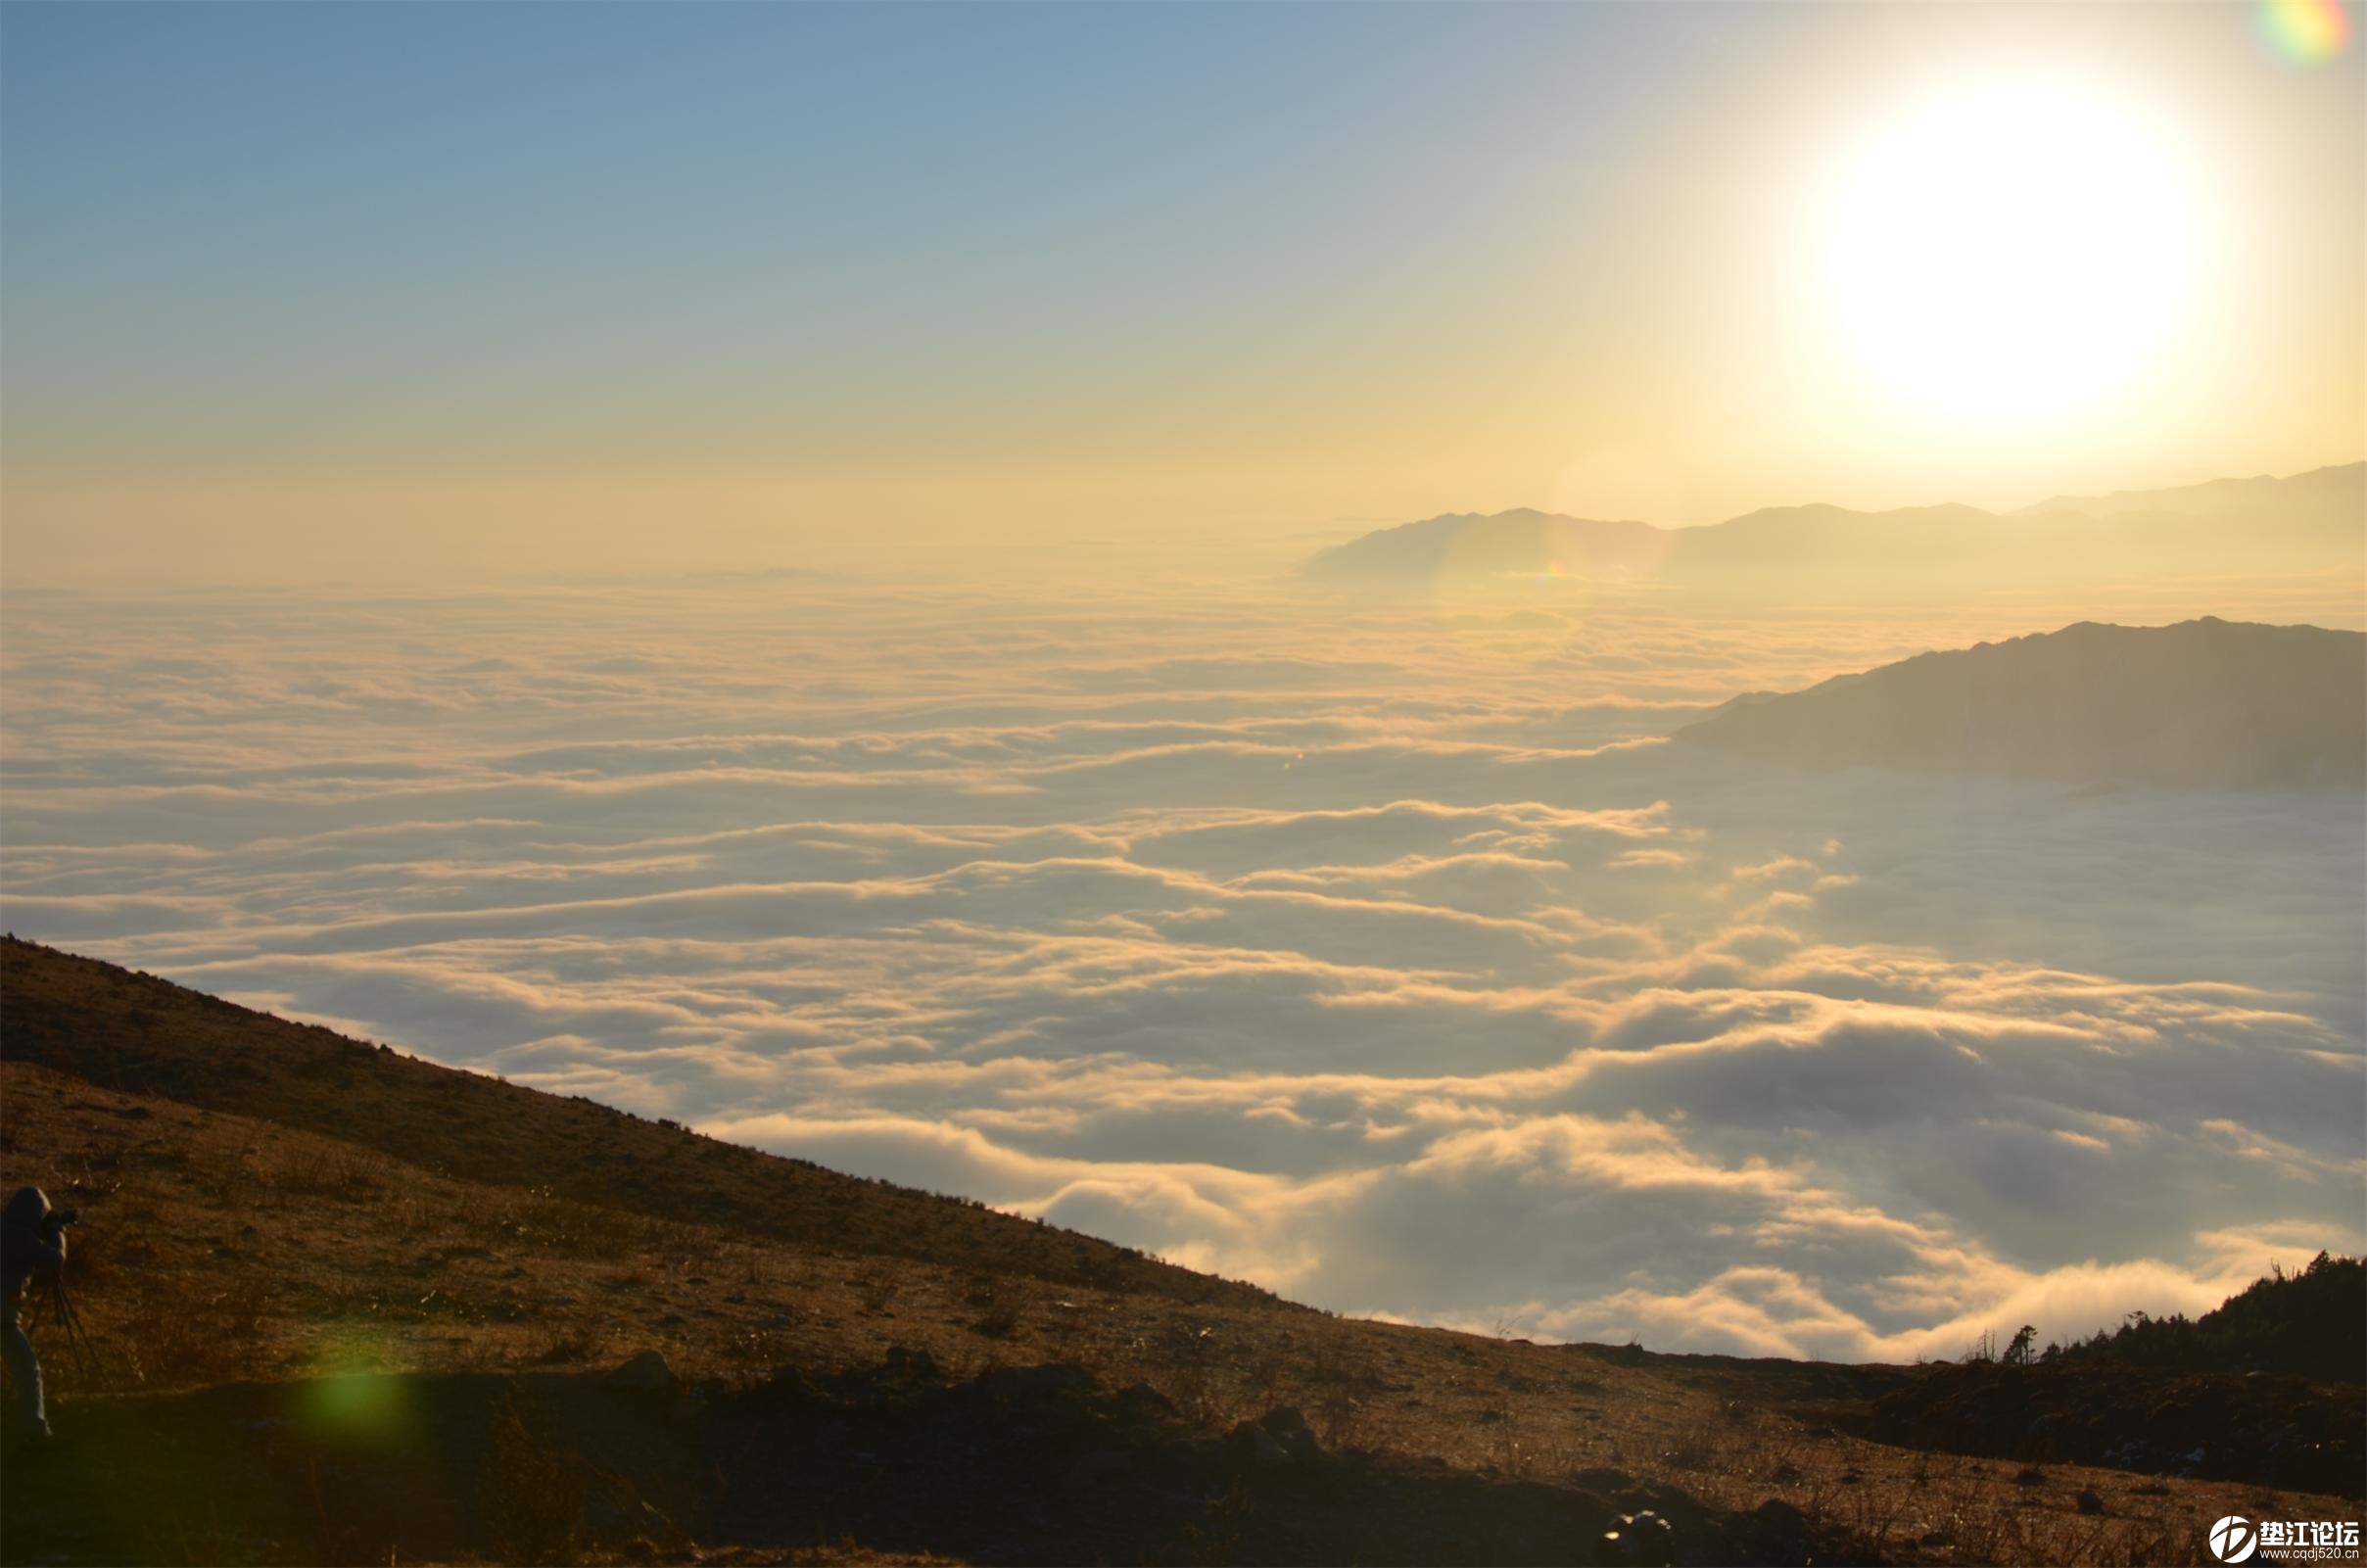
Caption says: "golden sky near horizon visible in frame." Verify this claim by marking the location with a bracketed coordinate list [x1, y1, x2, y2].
[2, 2, 2360, 583]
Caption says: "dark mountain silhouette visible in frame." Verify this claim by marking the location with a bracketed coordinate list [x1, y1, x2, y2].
[1673, 618, 2366, 789]
[1867, 1256, 2364, 1497]
[1301, 462, 2364, 585]
[2045, 1252, 2365, 1383]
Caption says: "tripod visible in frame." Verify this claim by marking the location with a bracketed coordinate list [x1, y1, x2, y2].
[31, 1267, 95, 1384]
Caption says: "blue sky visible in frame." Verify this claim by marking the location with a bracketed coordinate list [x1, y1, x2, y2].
[3, 2, 2357, 580]
[5, 6, 1704, 455]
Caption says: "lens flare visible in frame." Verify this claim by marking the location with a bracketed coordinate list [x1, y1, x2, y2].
[298, 1332, 417, 1441]
[2262, 0, 2350, 62]
[308, 1369, 406, 1433]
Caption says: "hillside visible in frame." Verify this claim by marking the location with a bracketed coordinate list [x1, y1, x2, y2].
[0, 937, 1252, 1310]
[1, 938, 2357, 1565]
[2047, 1253, 2365, 1383]
[1672, 618, 2366, 789]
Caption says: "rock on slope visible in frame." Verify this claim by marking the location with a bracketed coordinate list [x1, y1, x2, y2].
[1673, 618, 2366, 789]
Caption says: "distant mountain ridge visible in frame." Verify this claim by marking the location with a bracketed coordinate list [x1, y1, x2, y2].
[1673, 617, 2367, 790]
[2016, 461, 2367, 522]
[1298, 507, 1671, 578]
[1302, 462, 2365, 584]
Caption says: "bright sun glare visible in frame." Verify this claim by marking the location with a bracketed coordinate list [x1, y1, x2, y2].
[1826, 79, 2201, 429]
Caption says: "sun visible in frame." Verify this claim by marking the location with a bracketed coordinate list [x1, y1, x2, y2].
[1823, 78, 2200, 429]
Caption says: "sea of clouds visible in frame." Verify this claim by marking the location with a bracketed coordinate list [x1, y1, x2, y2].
[4, 566, 2361, 1360]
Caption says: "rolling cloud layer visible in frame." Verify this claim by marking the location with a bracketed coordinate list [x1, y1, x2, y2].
[4, 571, 2361, 1359]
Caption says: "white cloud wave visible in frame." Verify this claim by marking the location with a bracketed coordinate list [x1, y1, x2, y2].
[3, 574, 2360, 1354]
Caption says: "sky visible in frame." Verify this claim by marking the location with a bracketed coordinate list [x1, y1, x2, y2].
[4, 2, 2362, 584]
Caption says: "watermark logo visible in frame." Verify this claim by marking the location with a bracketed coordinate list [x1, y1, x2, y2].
[2214, 1518, 2261, 1564]
[2213, 1515, 2363, 1563]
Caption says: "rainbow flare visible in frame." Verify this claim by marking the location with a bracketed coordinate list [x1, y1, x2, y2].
[2262, 0, 2350, 62]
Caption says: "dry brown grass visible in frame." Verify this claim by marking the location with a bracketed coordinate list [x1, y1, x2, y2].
[3, 938, 2358, 1568]
[0, 936, 1263, 1311]
[1, 1056, 2338, 1567]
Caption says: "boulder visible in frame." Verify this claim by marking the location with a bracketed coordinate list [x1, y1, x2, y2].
[979, 1362, 1093, 1402]
[1119, 1380, 1178, 1419]
[1599, 1508, 1674, 1565]
[1225, 1420, 1295, 1468]
[605, 1351, 675, 1393]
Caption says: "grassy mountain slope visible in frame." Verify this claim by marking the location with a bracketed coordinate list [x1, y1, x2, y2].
[0, 937, 1255, 1308]
[1, 938, 2354, 1565]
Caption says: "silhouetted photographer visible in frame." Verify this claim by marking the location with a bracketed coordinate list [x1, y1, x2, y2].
[1, 1186, 78, 1442]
